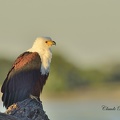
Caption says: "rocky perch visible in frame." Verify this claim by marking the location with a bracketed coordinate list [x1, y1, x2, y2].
[0, 98, 49, 120]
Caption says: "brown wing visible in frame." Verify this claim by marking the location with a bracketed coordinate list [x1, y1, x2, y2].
[1, 52, 49, 108]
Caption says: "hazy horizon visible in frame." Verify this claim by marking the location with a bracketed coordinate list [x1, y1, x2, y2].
[0, 0, 120, 68]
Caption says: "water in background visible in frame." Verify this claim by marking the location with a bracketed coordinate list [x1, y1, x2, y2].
[43, 99, 120, 120]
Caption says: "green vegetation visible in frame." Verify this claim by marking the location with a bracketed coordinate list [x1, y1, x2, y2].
[0, 58, 12, 85]
[0, 54, 120, 93]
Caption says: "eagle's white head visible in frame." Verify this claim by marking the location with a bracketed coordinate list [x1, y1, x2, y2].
[28, 37, 56, 74]
[32, 37, 56, 50]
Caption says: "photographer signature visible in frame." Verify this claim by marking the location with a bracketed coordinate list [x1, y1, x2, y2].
[102, 105, 120, 111]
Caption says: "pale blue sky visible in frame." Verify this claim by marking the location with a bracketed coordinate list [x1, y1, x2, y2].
[0, 0, 120, 68]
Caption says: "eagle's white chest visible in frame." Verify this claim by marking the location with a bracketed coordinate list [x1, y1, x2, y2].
[28, 47, 52, 75]
[40, 49, 52, 75]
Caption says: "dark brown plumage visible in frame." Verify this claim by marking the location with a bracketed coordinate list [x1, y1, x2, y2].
[1, 52, 49, 108]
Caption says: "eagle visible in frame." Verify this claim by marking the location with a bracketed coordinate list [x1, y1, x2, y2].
[1, 37, 56, 108]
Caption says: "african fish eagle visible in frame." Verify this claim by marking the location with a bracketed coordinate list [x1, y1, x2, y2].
[1, 37, 56, 108]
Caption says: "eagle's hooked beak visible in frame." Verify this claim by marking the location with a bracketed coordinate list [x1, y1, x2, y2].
[46, 40, 56, 46]
[52, 41, 56, 45]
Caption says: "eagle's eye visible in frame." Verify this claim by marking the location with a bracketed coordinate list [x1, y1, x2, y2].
[45, 41, 48, 43]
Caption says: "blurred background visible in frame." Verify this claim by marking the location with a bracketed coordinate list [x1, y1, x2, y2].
[0, 0, 120, 120]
